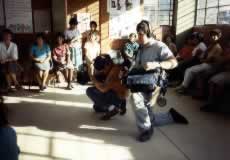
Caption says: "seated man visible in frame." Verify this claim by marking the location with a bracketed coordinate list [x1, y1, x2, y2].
[0, 29, 22, 92]
[195, 39, 230, 98]
[86, 55, 127, 120]
[201, 40, 230, 112]
[176, 29, 223, 94]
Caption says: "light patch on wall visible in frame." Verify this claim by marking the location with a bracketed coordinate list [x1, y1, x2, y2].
[176, 0, 196, 34]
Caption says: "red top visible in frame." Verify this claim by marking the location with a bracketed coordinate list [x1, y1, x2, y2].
[178, 45, 195, 60]
[53, 44, 69, 63]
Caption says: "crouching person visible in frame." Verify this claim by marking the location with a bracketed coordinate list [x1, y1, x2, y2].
[86, 55, 127, 120]
[131, 20, 188, 143]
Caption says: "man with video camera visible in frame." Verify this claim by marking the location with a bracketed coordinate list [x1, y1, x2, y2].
[130, 20, 189, 142]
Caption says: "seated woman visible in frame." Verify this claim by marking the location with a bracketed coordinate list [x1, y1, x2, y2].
[31, 33, 51, 91]
[163, 35, 177, 56]
[176, 37, 195, 61]
[122, 33, 139, 69]
[176, 29, 223, 94]
[0, 96, 19, 160]
[169, 33, 207, 84]
[53, 33, 74, 90]
[84, 31, 100, 78]
[0, 29, 22, 92]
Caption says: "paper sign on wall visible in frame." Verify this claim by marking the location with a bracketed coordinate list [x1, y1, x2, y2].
[109, 0, 141, 38]
[4, 0, 33, 33]
[77, 13, 91, 34]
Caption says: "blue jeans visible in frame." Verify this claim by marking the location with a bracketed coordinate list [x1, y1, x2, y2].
[86, 87, 125, 110]
[0, 127, 19, 160]
[130, 92, 174, 132]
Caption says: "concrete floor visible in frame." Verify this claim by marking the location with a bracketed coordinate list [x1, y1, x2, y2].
[3, 84, 230, 160]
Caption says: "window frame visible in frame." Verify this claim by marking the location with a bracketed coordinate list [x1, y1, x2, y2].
[148, 0, 174, 26]
[195, 0, 230, 25]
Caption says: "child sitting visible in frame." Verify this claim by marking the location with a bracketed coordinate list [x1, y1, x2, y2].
[122, 33, 139, 69]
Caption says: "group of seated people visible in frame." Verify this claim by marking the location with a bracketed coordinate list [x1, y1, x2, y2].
[0, 18, 100, 92]
[165, 29, 230, 112]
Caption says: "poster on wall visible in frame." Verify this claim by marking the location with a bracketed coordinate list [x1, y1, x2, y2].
[4, 0, 33, 33]
[77, 13, 91, 34]
[109, 0, 141, 38]
[0, 0, 4, 26]
[34, 10, 51, 33]
[108, 0, 140, 14]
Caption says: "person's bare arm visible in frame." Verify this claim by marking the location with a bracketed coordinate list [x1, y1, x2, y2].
[144, 57, 178, 71]
[92, 76, 113, 93]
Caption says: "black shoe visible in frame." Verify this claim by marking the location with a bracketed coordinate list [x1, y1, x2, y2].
[137, 127, 154, 142]
[93, 105, 107, 113]
[100, 107, 119, 120]
[176, 86, 188, 95]
[169, 108, 189, 124]
[200, 104, 217, 112]
[119, 101, 127, 116]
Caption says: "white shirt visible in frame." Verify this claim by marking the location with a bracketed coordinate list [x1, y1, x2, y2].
[0, 42, 18, 61]
[84, 41, 100, 62]
[135, 39, 173, 67]
[64, 28, 82, 48]
[192, 42, 207, 58]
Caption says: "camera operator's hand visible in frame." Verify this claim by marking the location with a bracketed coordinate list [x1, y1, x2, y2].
[144, 62, 160, 71]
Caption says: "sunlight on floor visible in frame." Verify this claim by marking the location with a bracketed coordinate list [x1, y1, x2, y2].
[14, 127, 133, 160]
[4, 96, 92, 109]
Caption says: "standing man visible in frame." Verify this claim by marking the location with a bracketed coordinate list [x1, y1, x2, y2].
[131, 20, 188, 142]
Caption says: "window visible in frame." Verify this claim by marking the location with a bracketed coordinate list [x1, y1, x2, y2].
[196, 0, 230, 25]
[144, 0, 174, 26]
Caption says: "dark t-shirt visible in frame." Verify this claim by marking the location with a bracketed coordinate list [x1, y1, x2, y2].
[0, 127, 19, 160]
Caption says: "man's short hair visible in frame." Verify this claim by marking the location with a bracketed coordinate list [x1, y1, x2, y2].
[2, 29, 13, 36]
[210, 29, 222, 39]
[136, 20, 152, 38]
[94, 54, 112, 71]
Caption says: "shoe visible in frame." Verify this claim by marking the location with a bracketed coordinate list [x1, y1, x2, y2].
[66, 85, 72, 90]
[169, 108, 189, 124]
[137, 127, 154, 142]
[15, 85, 23, 90]
[93, 105, 107, 113]
[176, 86, 188, 95]
[7, 87, 14, 93]
[119, 101, 127, 115]
[200, 104, 217, 112]
[100, 106, 119, 120]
